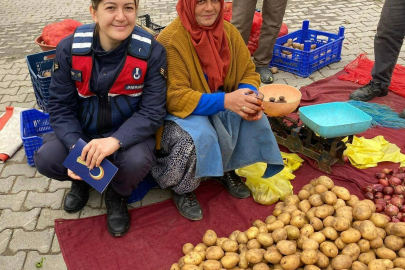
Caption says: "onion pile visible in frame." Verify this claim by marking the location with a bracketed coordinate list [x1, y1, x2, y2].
[363, 167, 405, 223]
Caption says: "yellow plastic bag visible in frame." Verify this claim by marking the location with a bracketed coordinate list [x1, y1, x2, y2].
[236, 152, 304, 205]
[344, 135, 405, 169]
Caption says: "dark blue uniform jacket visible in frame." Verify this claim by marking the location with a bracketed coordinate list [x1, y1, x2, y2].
[48, 28, 167, 150]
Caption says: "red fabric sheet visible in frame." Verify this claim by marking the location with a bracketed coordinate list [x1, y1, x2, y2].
[55, 70, 405, 270]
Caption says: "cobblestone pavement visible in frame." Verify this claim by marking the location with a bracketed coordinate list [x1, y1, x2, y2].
[1, 0, 404, 269]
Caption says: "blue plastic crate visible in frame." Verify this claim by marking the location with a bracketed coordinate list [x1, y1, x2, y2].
[270, 20, 345, 78]
[25, 50, 56, 112]
[20, 109, 54, 166]
[127, 173, 158, 204]
[299, 102, 372, 138]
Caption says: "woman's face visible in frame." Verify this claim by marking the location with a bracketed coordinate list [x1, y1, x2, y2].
[195, 0, 221, 27]
[90, 0, 137, 51]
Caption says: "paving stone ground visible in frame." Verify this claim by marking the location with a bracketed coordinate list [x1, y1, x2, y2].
[1, 0, 404, 269]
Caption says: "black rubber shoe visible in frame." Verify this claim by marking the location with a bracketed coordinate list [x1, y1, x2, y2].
[349, 81, 388, 101]
[105, 185, 130, 237]
[215, 171, 251, 199]
[400, 109, 405, 119]
[172, 191, 203, 221]
[255, 67, 274, 84]
[63, 181, 90, 213]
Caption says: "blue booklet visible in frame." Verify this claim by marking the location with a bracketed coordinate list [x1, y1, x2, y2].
[63, 138, 118, 193]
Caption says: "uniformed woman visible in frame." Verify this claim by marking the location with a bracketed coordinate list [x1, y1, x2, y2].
[34, 0, 167, 237]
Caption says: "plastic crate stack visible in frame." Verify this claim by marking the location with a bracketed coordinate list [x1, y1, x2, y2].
[25, 50, 55, 112]
[270, 20, 345, 78]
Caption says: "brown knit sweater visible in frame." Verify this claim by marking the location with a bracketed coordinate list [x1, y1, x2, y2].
[157, 17, 260, 118]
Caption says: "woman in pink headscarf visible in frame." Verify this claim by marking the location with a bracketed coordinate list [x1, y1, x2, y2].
[152, 0, 283, 220]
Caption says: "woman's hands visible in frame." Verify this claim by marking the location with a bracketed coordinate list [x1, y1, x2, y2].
[81, 137, 121, 170]
[224, 88, 264, 121]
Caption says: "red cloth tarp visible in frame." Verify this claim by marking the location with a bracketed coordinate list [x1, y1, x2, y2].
[55, 70, 405, 270]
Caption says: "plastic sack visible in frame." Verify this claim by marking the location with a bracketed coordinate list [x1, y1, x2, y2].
[224, 2, 233, 22]
[344, 135, 405, 169]
[236, 152, 304, 205]
[42, 19, 82, 46]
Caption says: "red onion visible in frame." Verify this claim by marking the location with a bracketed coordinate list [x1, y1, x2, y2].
[397, 212, 403, 219]
[362, 185, 374, 194]
[382, 168, 393, 175]
[401, 216, 405, 222]
[378, 178, 389, 187]
[385, 204, 399, 216]
[384, 194, 392, 201]
[394, 186, 405, 195]
[389, 176, 402, 186]
[394, 185, 405, 195]
[374, 198, 387, 206]
[384, 186, 394, 195]
[372, 184, 385, 192]
[364, 192, 374, 200]
[399, 167, 405, 173]
[390, 196, 404, 208]
[393, 173, 405, 180]
[375, 204, 385, 213]
[376, 172, 386, 179]
[392, 217, 400, 223]
[374, 192, 383, 199]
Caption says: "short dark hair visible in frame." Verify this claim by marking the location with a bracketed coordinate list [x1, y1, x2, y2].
[91, 0, 138, 10]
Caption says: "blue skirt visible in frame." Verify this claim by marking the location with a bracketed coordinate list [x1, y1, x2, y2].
[164, 110, 284, 179]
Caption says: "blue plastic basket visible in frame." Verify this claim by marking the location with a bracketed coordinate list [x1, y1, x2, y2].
[127, 173, 158, 204]
[25, 50, 56, 112]
[299, 102, 372, 138]
[270, 20, 345, 78]
[20, 109, 54, 166]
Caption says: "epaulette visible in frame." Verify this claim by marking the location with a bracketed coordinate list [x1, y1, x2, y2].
[71, 24, 95, 55]
[128, 26, 153, 60]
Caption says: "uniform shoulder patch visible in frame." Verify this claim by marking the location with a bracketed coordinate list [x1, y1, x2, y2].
[160, 67, 168, 80]
[52, 61, 59, 72]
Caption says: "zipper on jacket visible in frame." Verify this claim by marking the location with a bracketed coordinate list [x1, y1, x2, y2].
[97, 94, 112, 134]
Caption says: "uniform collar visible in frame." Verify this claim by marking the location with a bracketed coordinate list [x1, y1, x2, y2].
[92, 34, 130, 59]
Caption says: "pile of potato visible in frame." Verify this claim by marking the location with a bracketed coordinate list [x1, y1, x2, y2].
[170, 176, 405, 270]
[281, 39, 317, 56]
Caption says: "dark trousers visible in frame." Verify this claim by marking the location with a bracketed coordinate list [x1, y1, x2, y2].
[231, 0, 288, 67]
[372, 0, 405, 88]
[34, 133, 156, 196]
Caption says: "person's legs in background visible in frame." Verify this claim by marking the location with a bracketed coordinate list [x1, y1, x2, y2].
[350, 0, 405, 104]
[253, 0, 288, 84]
[230, 0, 257, 44]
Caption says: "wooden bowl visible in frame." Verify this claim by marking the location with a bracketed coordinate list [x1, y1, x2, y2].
[35, 36, 56, 52]
[260, 84, 301, 117]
